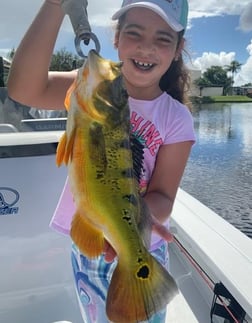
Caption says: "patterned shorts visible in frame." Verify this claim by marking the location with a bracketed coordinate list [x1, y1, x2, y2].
[71, 242, 169, 323]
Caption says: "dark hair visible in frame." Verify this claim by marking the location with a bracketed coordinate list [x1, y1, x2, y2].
[159, 31, 191, 107]
[115, 16, 191, 108]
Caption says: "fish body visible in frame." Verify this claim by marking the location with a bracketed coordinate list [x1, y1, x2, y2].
[56, 50, 178, 323]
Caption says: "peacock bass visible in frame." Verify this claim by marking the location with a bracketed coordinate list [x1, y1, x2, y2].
[56, 50, 178, 323]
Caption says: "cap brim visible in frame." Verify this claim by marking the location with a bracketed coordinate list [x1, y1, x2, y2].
[112, 3, 184, 32]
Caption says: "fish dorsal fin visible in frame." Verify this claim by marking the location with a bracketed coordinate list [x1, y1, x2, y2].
[129, 134, 152, 248]
[137, 197, 152, 249]
[130, 133, 144, 184]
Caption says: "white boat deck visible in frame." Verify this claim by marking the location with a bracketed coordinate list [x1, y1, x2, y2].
[170, 188, 252, 322]
[167, 292, 199, 323]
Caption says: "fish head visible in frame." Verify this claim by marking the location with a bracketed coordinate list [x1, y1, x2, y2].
[76, 50, 129, 127]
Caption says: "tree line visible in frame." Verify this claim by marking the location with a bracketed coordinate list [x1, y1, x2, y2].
[5, 49, 252, 95]
[194, 60, 251, 96]
[6, 47, 84, 72]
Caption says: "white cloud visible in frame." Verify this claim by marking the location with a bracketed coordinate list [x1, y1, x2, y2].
[238, 2, 252, 32]
[0, 1, 41, 42]
[189, 42, 252, 86]
[189, 0, 252, 17]
[190, 51, 236, 71]
[234, 41, 252, 86]
[247, 41, 252, 56]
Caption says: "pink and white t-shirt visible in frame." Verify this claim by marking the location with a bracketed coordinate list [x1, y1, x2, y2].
[50, 92, 196, 249]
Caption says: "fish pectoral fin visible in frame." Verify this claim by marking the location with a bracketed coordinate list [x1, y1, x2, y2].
[64, 80, 76, 111]
[106, 253, 178, 323]
[70, 211, 104, 258]
[56, 128, 77, 166]
[56, 132, 67, 166]
[64, 127, 76, 164]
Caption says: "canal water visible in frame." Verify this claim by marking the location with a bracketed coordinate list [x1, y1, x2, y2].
[181, 102, 252, 238]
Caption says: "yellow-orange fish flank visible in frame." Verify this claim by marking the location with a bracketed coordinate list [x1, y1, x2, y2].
[56, 50, 178, 323]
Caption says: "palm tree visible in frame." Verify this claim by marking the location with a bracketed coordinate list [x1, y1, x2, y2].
[225, 60, 242, 86]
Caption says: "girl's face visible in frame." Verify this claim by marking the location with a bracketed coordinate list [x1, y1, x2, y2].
[115, 7, 184, 100]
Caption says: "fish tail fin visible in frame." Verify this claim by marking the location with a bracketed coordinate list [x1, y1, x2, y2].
[106, 252, 178, 323]
[70, 211, 105, 258]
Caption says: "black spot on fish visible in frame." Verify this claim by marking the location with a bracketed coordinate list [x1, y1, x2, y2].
[122, 214, 130, 220]
[122, 215, 132, 225]
[121, 168, 134, 178]
[94, 75, 129, 127]
[89, 123, 107, 171]
[137, 257, 143, 263]
[96, 170, 104, 179]
[123, 194, 138, 206]
[122, 209, 130, 216]
[120, 139, 131, 149]
[137, 265, 149, 279]
[111, 179, 120, 191]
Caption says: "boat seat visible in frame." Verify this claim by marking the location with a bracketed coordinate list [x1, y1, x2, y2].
[0, 123, 18, 133]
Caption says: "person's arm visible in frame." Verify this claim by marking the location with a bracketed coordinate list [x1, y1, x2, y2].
[7, 0, 75, 110]
[144, 141, 194, 224]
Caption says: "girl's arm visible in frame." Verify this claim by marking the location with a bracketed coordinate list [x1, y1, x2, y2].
[144, 140, 194, 224]
[8, 0, 76, 110]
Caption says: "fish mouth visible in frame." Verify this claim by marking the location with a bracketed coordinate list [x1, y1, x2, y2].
[88, 49, 102, 64]
[88, 49, 100, 57]
[132, 59, 155, 71]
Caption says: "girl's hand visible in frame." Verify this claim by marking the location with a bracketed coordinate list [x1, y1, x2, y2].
[103, 240, 117, 263]
[151, 215, 174, 242]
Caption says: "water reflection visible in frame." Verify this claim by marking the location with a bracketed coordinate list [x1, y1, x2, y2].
[181, 103, 252, 238]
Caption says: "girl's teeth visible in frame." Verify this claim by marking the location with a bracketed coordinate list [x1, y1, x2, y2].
[134, 60, 153, 68]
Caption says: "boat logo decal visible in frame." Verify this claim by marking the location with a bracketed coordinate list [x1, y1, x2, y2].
[0, 187, 20, 216]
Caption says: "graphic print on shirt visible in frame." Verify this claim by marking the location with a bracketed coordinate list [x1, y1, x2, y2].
[130, 111, 164, 194]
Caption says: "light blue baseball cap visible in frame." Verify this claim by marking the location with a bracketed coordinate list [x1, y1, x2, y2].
[112, 0, 188, 32]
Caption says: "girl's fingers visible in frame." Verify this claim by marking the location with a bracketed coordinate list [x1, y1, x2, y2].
[103, 240, 117, 263]
[152, 218, 174, 242]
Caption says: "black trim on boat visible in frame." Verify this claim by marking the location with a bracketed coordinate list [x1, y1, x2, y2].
[210, 282, 246, 323]
[0, 143, 58, 158]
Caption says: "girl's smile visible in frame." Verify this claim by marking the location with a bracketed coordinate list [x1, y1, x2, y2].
[132, 59, 155, 71]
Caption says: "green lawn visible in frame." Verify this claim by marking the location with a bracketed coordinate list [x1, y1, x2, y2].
[211, 95, 252, 102]
[191, 95, 252, 104]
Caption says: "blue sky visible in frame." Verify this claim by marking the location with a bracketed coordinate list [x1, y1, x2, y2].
[187, 15, 251, 64]
[1, 0, 252, 85]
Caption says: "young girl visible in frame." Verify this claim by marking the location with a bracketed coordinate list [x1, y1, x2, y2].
[8, 0, 195, 322]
